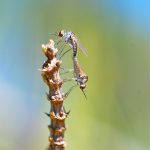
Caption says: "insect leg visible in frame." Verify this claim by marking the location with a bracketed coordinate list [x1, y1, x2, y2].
[56, 38, 63, 45]
[63, 84, 78, 99]
[63, 77, 76, 82]
[58, 42, 67, 56]
[59, 48, 72, 59]
[60, 69, 74, 75]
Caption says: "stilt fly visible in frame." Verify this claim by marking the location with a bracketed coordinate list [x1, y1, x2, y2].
[50, 30, 88, 98]
[73, 56, 88, 99]
[58, 30, 88, 57]
[59, 30, 88, 98]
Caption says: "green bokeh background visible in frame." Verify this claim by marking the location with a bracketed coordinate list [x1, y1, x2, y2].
[0, 0, 149, 150]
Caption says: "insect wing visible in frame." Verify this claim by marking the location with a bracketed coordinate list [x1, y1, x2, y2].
[73, 35, 88, 56]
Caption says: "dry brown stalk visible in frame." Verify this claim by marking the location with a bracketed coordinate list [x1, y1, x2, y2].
[40, 39, 68, 150]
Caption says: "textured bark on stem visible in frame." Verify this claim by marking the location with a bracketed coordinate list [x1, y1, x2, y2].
[40, 40, 68, 150]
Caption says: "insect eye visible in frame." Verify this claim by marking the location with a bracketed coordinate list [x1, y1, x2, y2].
[58, 31, 62, 37]
[58, 30, 64, 37]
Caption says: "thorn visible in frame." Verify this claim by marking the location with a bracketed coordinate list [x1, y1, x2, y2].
[46, 93, 51, 101]
[38, 68, 43, 72]
[45, 112, 50, 117]
[63, 106, 71, 115]
[38, 68, 49, 72]
[66, 110, 71, 115]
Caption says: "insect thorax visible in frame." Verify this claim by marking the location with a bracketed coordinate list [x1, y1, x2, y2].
[64, 32, 72, 42]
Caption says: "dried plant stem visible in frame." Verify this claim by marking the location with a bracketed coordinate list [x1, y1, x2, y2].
[40, 40, 68, 150]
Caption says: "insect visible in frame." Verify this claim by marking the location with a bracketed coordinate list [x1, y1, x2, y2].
[72, 48, 88, 99]
[58, 30, 88, 57]
[50, 30, 88, 98]
[62, 56, 88, 99]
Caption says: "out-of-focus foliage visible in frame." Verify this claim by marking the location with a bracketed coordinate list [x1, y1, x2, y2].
[0, 0, 149, 150]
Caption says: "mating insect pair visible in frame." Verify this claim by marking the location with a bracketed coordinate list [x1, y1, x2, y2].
[51, 30, 88, 98]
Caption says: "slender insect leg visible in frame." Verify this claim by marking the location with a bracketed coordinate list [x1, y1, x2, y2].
[63, 77, 76, 82]
[60, 66, 71, 74]
[63, 76, 87, 99]
[60, 67, 70, 71]
[59, 48, 72, 59]
[48, 32, 62, 45]
[58, 43, 67, 56]
[58, 41, 65, 50]
[60, 67, 65, 70]
[56, 38, 63, 45]
[63, 84, 78, 99]
[60, 69, 74, 75]
[60, 66, 73, 75]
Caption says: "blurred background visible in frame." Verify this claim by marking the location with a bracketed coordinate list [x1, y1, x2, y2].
[0, 0, 149, 150]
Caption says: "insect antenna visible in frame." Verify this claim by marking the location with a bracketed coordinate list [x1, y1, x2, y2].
[48, 32, 57, 36]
